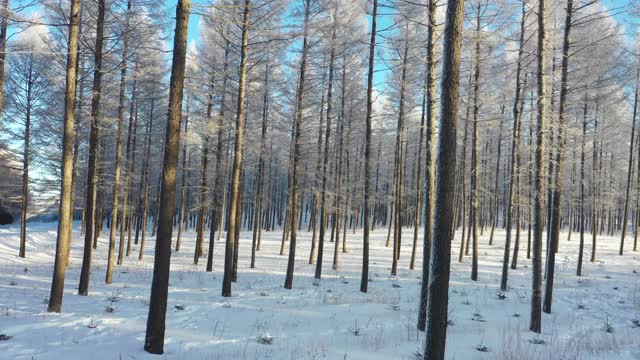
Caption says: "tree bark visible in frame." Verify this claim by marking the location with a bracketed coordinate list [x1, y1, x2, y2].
[144, 0, 190, 354]
[284, 0, 310, 289]
[48, 0, 80, 313]
[423, 0, 464, 357]
[78, 0, 106, 296]
[530, 0, 547, 334]
[544, 0, 573, 313]
[417, 0, 437, 331]
[222, 0, 250, 297]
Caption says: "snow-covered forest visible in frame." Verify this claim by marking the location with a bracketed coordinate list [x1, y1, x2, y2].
[0, 0, 640, 359]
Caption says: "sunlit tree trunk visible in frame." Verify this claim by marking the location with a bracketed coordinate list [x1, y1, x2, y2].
[48, 0, 80, 313]
[144, 0, 190, 354]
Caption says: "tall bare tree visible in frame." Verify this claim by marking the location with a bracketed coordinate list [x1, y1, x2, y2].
[47, 0, 81, 313]
[222, 0, 251, 297]
[423, 0, 465, 357]
[144, 0, 191, 354]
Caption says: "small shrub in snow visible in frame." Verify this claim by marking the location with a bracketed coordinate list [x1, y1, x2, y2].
[529, 336, 545, 345]
[577, 302, 587, 310]
[412, 350, 423, 360]
[447, 319, 455, 326]
[391, 282, 401, 288]
[472, 313, 485, 322]
[23, 267, 29, 273]
[106, 291, 121, 303]
[174, 304, 186, 311]
[260, 291, 268, 297]
[512, 313, 521, 318]
[348, 320, 362, 336]
[613, 286, 619, 290]
[105, 306, 115, 313]
[388, 304, 400, 312]
[631, 316, 640, 328]
[496, 292, 507, 300]
[87, 319, 98, 329]
[604, 275, 612, 279]
[603, 316, 614, 333]
[0, 334, 12, 341]
[9, 279, 16, 286]
[256, 334, 274, 345]
[475, 343, 489, 352]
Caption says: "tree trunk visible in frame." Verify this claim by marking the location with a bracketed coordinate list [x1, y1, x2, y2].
[48, 0, 80, 313]
[501, 0, 526, 291]
[195, 78, 213, 265]
[207, 37, 230, 273]
[108, 1, 131, 281]
[0, 0, 9, 130]
[19, 55, 34, 259]
[78, 0, 106, 296]
[252, 55, 270, 268]
[577, 100, 587, 277]
[144, 0, 190, 354]
[530, 0, 547, 334]
[423, 0, 464, 357]
[417, 0, 437, 331]
[284, 0, 310, 289]
[315, 7, 337, 281]
[470, 3, 481, 281]
[621, 57, 640, 255]
[176, 112, 190, 251]
[222, 0, 250, 297]
[543, 0, 572, 314]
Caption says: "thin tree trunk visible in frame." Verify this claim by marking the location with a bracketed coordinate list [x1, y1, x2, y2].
[501, 0, 526, 290]
[206, 36, 229, 272]
[252, 55, 270, 268]
[543, 0, 573, 313]
[195, 78, 213, 265]
[108, 1, 131, 280]
[620, 57, 640, 255]
[19, 56, 34, 259]
[470, 3, 481, 281]
[417, 0, 437, 331]
[577, 100, 587, 277]
[78, 0, 106, 296]
[0, 0, 9, 130]
[222, 0, 250, 297]
[176, 113, 190, 251]
[315, 7, 337, 281]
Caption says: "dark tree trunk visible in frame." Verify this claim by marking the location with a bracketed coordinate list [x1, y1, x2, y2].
[144, 0, 190, 354]
[78, 0, 106, 296]
[530, 0, 547, 334]
[417, 0, 437, 331]
[544, 0, 573, 314]
[423, 0, 464, 357]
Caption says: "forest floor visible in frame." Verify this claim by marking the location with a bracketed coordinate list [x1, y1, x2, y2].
[0, 221, 639, 359]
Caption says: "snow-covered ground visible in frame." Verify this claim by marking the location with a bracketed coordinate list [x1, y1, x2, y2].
[0, 221, 638, 359]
